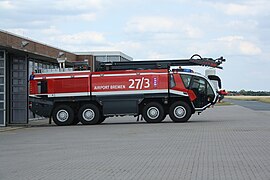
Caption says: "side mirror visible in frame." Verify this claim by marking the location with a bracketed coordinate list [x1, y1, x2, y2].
[208, 75, 222, 89]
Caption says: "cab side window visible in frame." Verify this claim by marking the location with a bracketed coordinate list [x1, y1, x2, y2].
[37, 80, 47, 93]
[170, 74, 176, 88]
[197, 78, 206, 93]
[190, 77, 205, 93]
[180, 74, 192, 88]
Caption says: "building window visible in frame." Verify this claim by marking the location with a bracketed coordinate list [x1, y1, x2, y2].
[95, 56, 106, 62]
[120, 57, 127, 62]
[0, 51, 4, 59]
[107, 56, 120, 61]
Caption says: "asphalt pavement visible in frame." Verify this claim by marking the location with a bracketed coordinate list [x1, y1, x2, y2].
[225, 98, 270, 111]
[0, 105, 270, 180]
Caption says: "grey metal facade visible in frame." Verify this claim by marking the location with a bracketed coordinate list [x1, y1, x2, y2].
[0, 50, 5, 126]
[0, 50, 59, 126]
[8, 55, 28, 124]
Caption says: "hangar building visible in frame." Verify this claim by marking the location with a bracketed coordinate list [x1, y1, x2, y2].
[0, 30, 132, 126]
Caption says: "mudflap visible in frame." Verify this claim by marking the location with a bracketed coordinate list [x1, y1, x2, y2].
[29, 97, 54, 118]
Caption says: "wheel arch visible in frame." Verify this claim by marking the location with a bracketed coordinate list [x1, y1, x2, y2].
[138, 98, 165, 114]
[169, 97, 195, 114]
[52, 99, 102, 115]
[51, 104, 75, 126]
[138, 96, 195, 115]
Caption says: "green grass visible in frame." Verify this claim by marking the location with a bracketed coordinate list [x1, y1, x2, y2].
[225, 96, 270, 104]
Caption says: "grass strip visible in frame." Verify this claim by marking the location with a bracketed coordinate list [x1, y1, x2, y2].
[225, 96, 270, 103]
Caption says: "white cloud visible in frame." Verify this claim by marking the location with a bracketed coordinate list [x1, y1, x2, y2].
[145, 51, 172, 59]
[60, 13, 97, 23]
[212, 1, 270, 16]
[95, 41, 142, 58]
[222, 3, 250, 15]
[57, 31, 106, 45]
[110, 41, 141, 51]
[216, 35, 262, 55]
[216, 36, 244, 42]
[0, 0, 14, 9]
[226, 20, 258, 31]
[186, 44, 211, 56]
[125, 16, 175, 33]
[40, 26, 61, 35]
[5, 28, 29, 37]
[52, 0, 103, 10]
[183, 26, 203, 39]
[125, 16, 203, 39]
[239, 41, 262, 55]
[78, 13, 97, 21]
[0, 0, 102, 28]
[0, 0, 104, 12]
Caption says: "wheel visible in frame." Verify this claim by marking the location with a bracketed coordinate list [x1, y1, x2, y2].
[52, 104, 74, 126]
[96, 116, 106, 124]
[169, 101, 191, 123]
[78, 104, 100, 125]
[142, 102, 165, 123]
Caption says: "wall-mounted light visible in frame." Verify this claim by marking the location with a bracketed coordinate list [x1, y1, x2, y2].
[21, 40, 29, 48]
[58, 51, 65, 58]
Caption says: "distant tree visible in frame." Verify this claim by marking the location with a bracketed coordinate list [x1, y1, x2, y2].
[239, 89, 246, 95]
[233, 90, 270, 96]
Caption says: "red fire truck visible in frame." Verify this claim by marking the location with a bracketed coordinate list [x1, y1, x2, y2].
[29, 54, 225, 126]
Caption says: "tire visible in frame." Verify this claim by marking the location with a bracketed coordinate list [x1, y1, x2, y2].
[96, 116, 106, 124]
[142, 102, 165, 123]
[52, 104, 74, 126]
[78, 104, 100, 125]
[169, 101, 191, 123]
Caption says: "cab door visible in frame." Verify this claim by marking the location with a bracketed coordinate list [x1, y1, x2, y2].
[189, 76, 215, 108]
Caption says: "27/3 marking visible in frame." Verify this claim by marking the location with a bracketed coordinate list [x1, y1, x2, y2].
[128, 78, 150, 89]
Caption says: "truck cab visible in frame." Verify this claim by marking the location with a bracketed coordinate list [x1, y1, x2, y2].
[171, 70, 220, 110]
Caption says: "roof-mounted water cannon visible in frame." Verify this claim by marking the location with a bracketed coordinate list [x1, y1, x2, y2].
[215, 56, 226, 66]
[189, 54, 226, 69]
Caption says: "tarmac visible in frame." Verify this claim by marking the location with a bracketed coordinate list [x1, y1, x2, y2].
[0, 102, 270, 180]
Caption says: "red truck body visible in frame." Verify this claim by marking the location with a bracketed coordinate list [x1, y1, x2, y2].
[30, 69, 196, 100]
[29, 55, 225, 126]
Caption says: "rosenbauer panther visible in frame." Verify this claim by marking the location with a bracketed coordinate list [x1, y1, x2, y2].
[29, 54, 226, 126]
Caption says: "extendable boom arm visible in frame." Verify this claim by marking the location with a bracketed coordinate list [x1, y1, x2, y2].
[97, 54, 225, 71]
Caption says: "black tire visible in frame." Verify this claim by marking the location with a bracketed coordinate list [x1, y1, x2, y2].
[52, 104, 74, 126]
[78, 104, 100, 125]
[96, 116, 106, 124]
[142, 102, 165, 123]
[169, 101, 191, 123]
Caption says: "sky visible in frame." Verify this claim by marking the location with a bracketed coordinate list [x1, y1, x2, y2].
[0, 0, 270, 91]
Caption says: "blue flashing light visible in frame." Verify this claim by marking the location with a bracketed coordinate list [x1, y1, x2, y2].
[182, 68, 194, 73]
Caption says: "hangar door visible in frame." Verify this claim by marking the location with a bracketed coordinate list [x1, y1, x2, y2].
[0, 50, 5, 126]
[9, 56, 28, 124]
